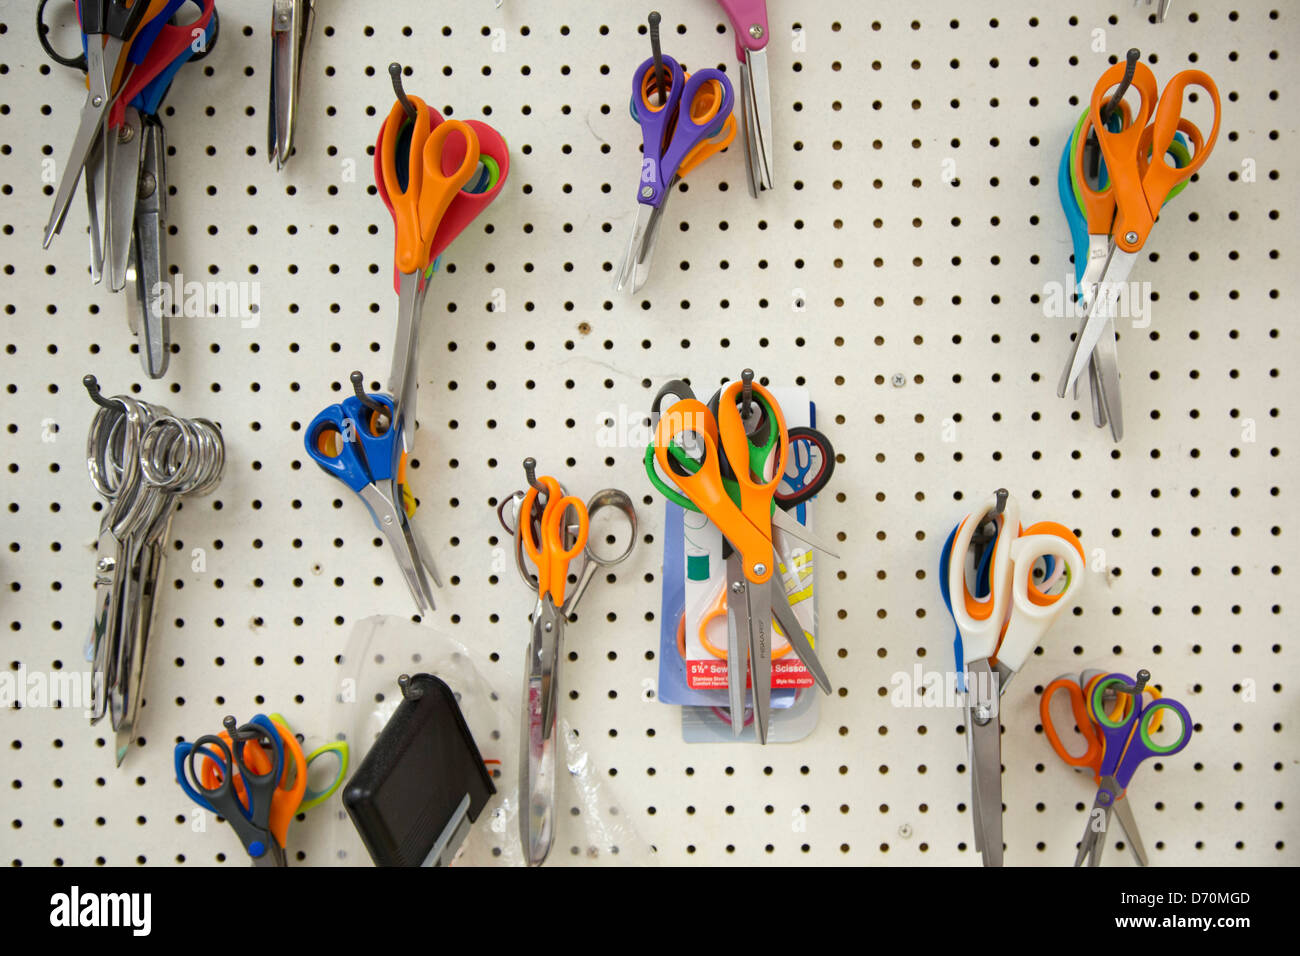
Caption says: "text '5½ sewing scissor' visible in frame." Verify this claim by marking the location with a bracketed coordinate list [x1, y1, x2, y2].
[939, 489, 1086, 866]
[649, 373, 839, 743]
[614, 20, 735, 294]
[497, 460, 637, 867]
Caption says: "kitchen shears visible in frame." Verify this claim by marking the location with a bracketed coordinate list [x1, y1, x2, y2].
[305, 374, 441, 614]
[375, 65, 509, 451]
[716, 0, 774, 195]
[267, 0, 315, 169]
[651, 375, 837, 743]
[497, 461, 637, 866]
[615, 53, 735, 293]
[940, 490, 1086, 866]
[1058, 61, 1221, 441]
[1053, 670, 1192, 866]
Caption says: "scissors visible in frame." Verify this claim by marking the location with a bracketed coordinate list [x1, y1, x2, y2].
[939, 490, 1086, 866]
[175, 713, 343, 865]
[42, 0, 155, 249]
[305, 373, 441, 614]
[376, 65, 492, 451]
[498, 461, 637, 866]
[1136, 0, 1173, 23]
[614, 52, 735, 293]
[268, 0, 315, 169]
[1041, 670, 1165, 866]
[651, 375, 837, 742]
[716, 0, 773, 195]
[1058, 670, 1192, 866]
[1057, 61, 1221, 441]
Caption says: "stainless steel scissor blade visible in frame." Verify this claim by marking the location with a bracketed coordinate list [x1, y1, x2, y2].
[739, 48, 773, 195]
[1113, 794, 1149, 866]
[967, 658, 1004, 866]
[105, 107, 144, 292]
[388, 271, 424, 451]
[614, 202, 657, 293]
[269, 0, 314, 169]
[769, 569, 831, 694]
[521, 595, 564, 866]
[358, 481, 432, 614]
[128, 116, 170, 378]
[724, 554, 748, 737]
[746, 568, 773, 744]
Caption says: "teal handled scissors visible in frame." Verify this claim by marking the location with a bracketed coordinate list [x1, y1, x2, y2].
[1068, 670, 1191, 866]
[305, 373, 441, 613]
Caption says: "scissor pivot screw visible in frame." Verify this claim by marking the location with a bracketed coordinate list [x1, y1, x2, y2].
[749, 24, 764, 39]
[117, 125, 135, 145]
[640, 185, 654, 199]
[96, 556, 115, 573]
[1124, 231, 1138, 244]
[92, 95, 103, 108]
[753, 562, 767, 576]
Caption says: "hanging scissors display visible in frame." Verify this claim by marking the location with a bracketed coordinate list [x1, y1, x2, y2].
[305, 372, 442, 614]
[268, 0, 314, 169]
[648, 373, 838, 743]
[1056, 58, 1220, 441]
[1042, 669, 1191, 866]
[175, 712, 347, 865]
[497, 460, 637, 867]
[939, 490, 1086, 866]
[615, 18, 736, 293]
[375, 63, 509, 451]
[715, 0, 773, 195]
[38, 0, 218, 378]
[83, 375, 225, 765]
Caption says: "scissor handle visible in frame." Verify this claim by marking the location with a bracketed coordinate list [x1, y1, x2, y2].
[1073, 99, 1133, 235]
[418, 119, 481, 249]
[1041, 676, 1104, 774]
[654, 398, 772, 584]
[82, 0, 153, 39]
[305, 394, 396, 494]
[716, 0, 769, 57]
[340, 393, 398, 482]
[174, 737, 229, 814]
[1141, 70, 1220, 215]
[716, 378, 787, 531]
[1090, 674, 1192, 786]
[110, 0, 214, 128]
[993, 522, 1085, 675]
[521, 476, 588, 604]
[379, 93, 435, 274]
[639, 68, 736, 180]
[777, 427, 834, 508]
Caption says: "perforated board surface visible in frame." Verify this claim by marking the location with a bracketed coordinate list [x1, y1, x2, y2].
[0, 0, 1296, 867]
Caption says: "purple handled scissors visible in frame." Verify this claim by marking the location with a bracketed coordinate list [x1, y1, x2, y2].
[613, 53, 734, 293]
[1074, 670, 1192, 866]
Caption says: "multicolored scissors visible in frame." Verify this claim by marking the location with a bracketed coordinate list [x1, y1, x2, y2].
[497, 461, 637, 866]
[614, 45, 735, 293]
[267, 0, 314, 169]
[650, 374, 837, 742]
[1057, 60, 1221, 441]
[1042, 669, 1165, 866]
[1045, 669, 1191, 866]
[175, 713, 347, 865]
[939, 490, 1086, 866]
[375, 64, 509, 451]
[716, 0, 773, 195]
[305, 372, 441, 613]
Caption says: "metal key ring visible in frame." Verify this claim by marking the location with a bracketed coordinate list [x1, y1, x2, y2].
[562, 488, 637, 616]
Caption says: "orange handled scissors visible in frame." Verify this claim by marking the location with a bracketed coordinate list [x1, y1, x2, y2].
[377, 73, 481, 451]
[1041, 672, 1164, 866]
[520, 475, 590, 607]
[1060, 62, 1221, 440]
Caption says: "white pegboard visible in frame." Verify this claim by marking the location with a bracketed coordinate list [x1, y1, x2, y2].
[0, 0, 1296, 866]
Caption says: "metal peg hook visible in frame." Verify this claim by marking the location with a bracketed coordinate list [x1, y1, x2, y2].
[522, 457, 548, 496]
[350, 371, 391, 432]
[740, 368, 755, 423]
[83, 374, 117, 410]
[993, 488, 1009, 516]
[648, 11, 667, 106]
[389, 62, 417, 121]
[222, 715, 238, 736]
[1102, 49, 1142, 124]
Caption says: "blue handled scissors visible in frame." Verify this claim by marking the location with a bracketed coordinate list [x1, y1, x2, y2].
[1074, 670, 1192, 866]
[305, 375, 440, 613]
[614, 53, 735, 293]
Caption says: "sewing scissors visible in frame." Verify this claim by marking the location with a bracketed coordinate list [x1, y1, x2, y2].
[652, 376, 836, 742]
[43, 0, 155, 249]
[940, 490, 1086, 866]
[268, 0, 315, 169]
[376, 67, 483, 451]
[305, 374, 440, 613]
[1064, 670, 1191, 866]
[1041, 671, 1164, 866]
[614, 53, 735, 293]
[717, 0, 773, 195]
[175, 713, 338, 865]
[498, 461, 637, 866]
[1058, 61, 1220, 440]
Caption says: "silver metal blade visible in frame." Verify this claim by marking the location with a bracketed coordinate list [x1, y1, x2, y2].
[358, 483, 430, 613]
[614, 203, 656, 293]
[967, 659, 1003, 866]
[1064, 248, 1137, 393]
[747, 577, 771, 744]
[131, 120, 169, 378]
[44, 41, 116, 246]
[105, 109, 143, 292]
[520, 598, 562, 866]
[725, 553, 749, 737]
[84, 134, 105, 282]
[742, 49, 774, 193]
[769, 576, 831, 693]
[388, 271, 424, 450]
[771, 507, 839, 556]
[1113, 796, 1149, 866]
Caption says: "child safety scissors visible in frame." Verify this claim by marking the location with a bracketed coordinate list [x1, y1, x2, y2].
[939, 490, 1085, 866]
[716, 0, 773, 194]
[497, 460, 637, 866]
[1058, 61, 1221, 440]
[1064, 670, 1191, 866]
[1041, 670, 1164, 866]
[305, 374, 440, 613]
[615, 53, 735, 293]
[652, 376, 836, 743]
